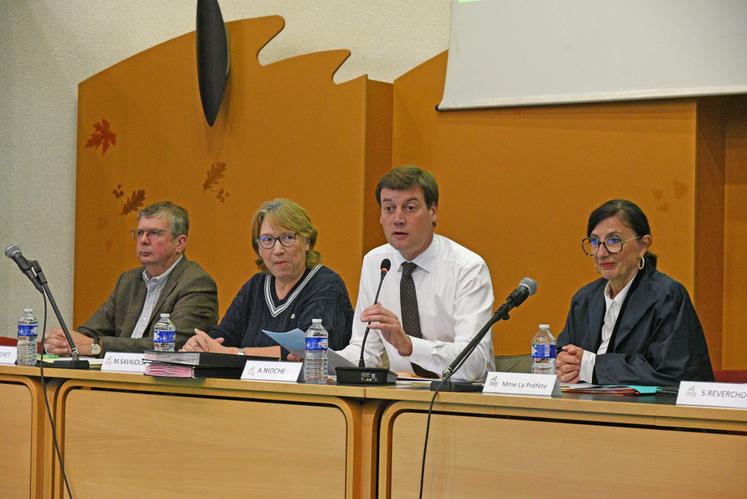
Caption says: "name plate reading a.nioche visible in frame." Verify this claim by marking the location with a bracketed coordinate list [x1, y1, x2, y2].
[482, 372, 560, 397]
[241, 360, 302, 382]
[0, 346, 17, 365]
[677, 381, 747, 409]
[102, 352, 146, 373]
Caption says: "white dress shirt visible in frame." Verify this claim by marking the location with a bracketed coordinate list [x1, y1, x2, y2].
[337, 234, 495, 381]
[579, 274, 636, 382]
[130, 255, 183, 338]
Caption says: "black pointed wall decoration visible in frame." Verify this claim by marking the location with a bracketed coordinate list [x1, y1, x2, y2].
[196, 0, 230, 126]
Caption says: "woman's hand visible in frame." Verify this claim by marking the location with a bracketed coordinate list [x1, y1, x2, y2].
[180, 329, 227, 353]
[556, 344, 584, 383]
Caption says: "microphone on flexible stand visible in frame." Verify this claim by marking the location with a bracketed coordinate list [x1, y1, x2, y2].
[4, 244, 90, 369]
[431, 277, 538, 392]
[336, 259, 398, 385]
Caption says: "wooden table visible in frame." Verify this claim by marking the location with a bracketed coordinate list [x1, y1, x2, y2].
[368, 384, 747, 498]
[0, 368, 45, 498]
[0, 366, 382, 499]
[3, 365, 747, 498]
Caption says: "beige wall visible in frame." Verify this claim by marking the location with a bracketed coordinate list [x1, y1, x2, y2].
[0, 1, 450, 333]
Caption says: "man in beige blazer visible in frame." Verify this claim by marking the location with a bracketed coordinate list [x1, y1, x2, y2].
[44, 201, 218, 356]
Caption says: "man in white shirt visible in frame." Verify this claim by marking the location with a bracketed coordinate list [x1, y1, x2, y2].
[44, 201, 218, 356]
[337, 166, 495, 381]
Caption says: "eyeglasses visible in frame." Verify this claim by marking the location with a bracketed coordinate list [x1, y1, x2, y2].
[257, 233, 299, 249]
[581, 235, 642, 256]
[130, 229, 170, 240]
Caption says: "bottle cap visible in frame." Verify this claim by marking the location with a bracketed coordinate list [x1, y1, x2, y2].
[539, 324, 550, 329]
[23, 308, 33, 313]
[312, 318, 322, 324]
[160, 313, 170, 318]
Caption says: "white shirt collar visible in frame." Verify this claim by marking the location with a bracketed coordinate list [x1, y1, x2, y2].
[604, 271, 637, 309]
[142, 255, 183, 285]
[394, 234, 439, 274]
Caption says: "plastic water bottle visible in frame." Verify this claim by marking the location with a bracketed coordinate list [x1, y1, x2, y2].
[304, 318, 328, 384]
[531, 324, 556, 374]
[17, 308, 38, 366]
[153, 313, 176, 351]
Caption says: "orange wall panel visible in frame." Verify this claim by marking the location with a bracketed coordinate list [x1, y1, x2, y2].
[393, 53, 700, 355]
[75, 17, 392, 324]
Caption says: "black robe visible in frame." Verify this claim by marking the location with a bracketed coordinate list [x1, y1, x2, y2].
[557, 265, 714, 385]
[209, 265, 353, 358]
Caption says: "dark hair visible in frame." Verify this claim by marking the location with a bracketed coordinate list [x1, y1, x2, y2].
[139, 201, 189, 236]
[375, 166, 439, 209]
[587, 199, 657, 268]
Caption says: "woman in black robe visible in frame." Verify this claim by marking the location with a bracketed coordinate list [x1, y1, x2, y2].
[556, 199, 713, 385]
[182, 198, 353, 358]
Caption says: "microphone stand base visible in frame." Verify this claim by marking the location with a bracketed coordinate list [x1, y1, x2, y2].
[52, 359, 91, 370]
[336, 367, 397, 385]
[430, 380, 483, 392]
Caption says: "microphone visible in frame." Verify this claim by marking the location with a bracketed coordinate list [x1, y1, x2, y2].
[4, 244, 44, 293]
[434, 277, 537, 391]
[4, 243, 89, 369]
[497, 277, 537, 315]
[357, 258, 391, 368]
[336, 258, 397, 385]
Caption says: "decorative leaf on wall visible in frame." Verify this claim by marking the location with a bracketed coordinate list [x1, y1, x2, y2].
[203, 162, 226, 191]
[652, 180, 689, 213]
[121, 190, 146, 215]
[112, 184, 124, 198]
[85, 119, 117, 154]
[216, 188, 229, 203]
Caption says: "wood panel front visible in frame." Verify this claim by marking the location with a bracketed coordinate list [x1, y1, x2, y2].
[57, 387, 347, 498]
[0, 374, 48, 499]
[379, 401, 747, 499]
[0, 380, 34, 498]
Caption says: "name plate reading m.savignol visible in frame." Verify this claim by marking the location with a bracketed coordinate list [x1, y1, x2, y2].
[0, 346, 17, 365]
[102, 352, 145, 373]
[677, 381, 747, 409]
[241, 360, 302, 382]
[482, 372, 560, 397]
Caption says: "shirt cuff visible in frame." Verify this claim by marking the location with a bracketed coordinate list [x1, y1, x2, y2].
[406, 336, 430, 365]
[580, 350, 595, 383]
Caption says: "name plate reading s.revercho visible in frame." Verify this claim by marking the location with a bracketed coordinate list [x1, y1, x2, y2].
[102, 352, 145, 373]
[0, 346, 17, 365]
[241, 360, 302, 382]
[677, 381, 747, 409]
[483, 372, 560, 397]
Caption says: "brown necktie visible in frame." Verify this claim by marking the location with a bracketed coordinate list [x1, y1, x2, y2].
[400, 262, 438, 378]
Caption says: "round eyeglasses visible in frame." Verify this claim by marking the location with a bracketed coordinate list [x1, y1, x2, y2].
[257, 233, 299, 249]
[581, 235, 642, 256]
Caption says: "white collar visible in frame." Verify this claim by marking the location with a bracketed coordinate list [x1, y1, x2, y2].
[394, 234, 439, 275]
[142, 255, 183, 285]
[604, 271, 637, 308]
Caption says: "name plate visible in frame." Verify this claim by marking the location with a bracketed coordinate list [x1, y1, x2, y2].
[677, 381, 747, 409]
[483, 372, 560, 397]
[102, 353, 145, 373]
[0, 346, 17, 365]
[241, 360, 302, 382]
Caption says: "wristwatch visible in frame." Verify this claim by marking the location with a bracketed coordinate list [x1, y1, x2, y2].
[90, 337, 102, 356]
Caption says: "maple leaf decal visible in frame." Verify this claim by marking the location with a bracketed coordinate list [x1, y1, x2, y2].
[85, 119, 117, 154]
[120, 189, 146, 215]
[203, 162, 226, 191]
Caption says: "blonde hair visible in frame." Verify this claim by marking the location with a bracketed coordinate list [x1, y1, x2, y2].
[250, 198, 321, 273]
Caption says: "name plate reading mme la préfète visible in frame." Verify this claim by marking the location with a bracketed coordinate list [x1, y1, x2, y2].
[241, 360, 302, 382]
[482, 372, 560, 397]
[102, 352, 146, 373]
[677, 381, 747, 409]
